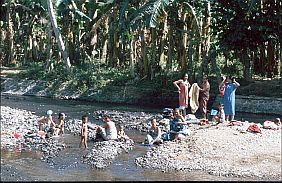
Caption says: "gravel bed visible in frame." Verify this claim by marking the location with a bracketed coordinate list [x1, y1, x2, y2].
[1, 106, 66, 165]
[82, 140, 134, 169]
[135, 124, 281, 180]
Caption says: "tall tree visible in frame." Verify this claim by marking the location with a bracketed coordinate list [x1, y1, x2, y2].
[47, 0, 71, 70]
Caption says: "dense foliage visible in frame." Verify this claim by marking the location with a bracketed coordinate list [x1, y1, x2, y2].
[0, 0, 281, 88]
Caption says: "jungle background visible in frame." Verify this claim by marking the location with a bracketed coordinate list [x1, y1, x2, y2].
[0, 0, 281, 101]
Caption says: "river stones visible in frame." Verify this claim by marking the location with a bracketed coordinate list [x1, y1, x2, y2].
[135, 125, 281, 180]
[1, 106, 66, 165]
[82, 140, 134, 169]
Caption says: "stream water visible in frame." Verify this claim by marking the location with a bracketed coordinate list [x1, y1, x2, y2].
[1, 95, 278, 181]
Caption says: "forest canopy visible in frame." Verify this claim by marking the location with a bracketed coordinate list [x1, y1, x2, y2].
[0, 0, 281, 85]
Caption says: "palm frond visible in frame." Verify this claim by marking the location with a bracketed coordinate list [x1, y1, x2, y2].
[182, 1, 201, 35]
[130, 0, 174, 28]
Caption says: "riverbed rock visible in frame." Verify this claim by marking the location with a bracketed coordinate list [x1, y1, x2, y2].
[82, 140, 134, 169]
[1, 106, 66, 165]
[135, 125, 281, 180]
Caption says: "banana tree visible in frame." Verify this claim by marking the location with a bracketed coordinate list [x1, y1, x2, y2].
[3, 0, 15, 66]
[130, 0, 201, 78]
[47, 0, 71, 70]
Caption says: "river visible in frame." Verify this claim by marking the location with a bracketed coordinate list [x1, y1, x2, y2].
[1, 95, 277, 181]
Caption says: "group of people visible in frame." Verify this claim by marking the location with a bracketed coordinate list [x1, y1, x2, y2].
[35, 73, 241, 148]
[37, 111, 133, 149]
[145, 108, 193, 145]
[173, 73, 240, 122]
[78, 114, 132, 148]
[37, 110, 65, 138]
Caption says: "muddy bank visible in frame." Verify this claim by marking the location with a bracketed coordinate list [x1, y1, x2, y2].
[135, 124, 281, 180]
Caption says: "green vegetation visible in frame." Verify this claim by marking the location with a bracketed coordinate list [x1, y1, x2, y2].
[0, 0, 281, 98]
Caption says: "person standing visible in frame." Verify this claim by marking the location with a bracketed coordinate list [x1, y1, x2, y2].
[173, 73, 191, 116]
[199, 75, 210, 119]
[55, 113, 65, 136]
[79, 114, 88, 148]
[219, 76, 240, 121]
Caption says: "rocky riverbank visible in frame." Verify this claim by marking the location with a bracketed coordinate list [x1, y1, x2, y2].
[64, 110, 153, 168]
[1, 106, 141, 169]
[0, 106, 66, 166]
[135, 123, 281, 180]
[1, 105, 281, 180]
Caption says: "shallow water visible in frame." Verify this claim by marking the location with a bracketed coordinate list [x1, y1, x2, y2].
[1, 95, 277, 181]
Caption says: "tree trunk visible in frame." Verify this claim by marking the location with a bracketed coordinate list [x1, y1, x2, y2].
[267, 40, 275, 78]
[47, 0, 71, 70]
[108, 14, 114, 67]
[141, 29, 148, 78]
[0, 26, 6, 65]
[101, 17, 109, 62]
[259, 44, 266, 77]
[201, 1, 211, 76]
[45, 22, 54, 72]
[129, 38, 135, 78]
[177, 9, 188, 74]
[150, 27, 157, 80]
[159, 14, 168, 68]
[68, 18, 75, 64]
[166, 27, 173, 73]
[6, 0, 15, 66]
[242, 49, 251, 80]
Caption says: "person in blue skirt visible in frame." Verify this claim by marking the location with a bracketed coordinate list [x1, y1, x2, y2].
[219, 76, 240, 122]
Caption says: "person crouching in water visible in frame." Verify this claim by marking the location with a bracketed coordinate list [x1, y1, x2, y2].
[96, 114, 118, 141]
[37, 110, 56, 138]
[79, 114, 88, 148]
[117, 125, 134, 143]
[144, 119, 163, 145]
[212, 103, 225, 124]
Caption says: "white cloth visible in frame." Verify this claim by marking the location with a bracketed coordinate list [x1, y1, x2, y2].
[189, 83, 200, 113]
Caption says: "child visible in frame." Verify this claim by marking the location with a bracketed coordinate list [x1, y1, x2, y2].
[54, 113, 65, 136]
[212, 103, 225, 123]
[117, 125, 134, 143]
[79, 114, 88, 148]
